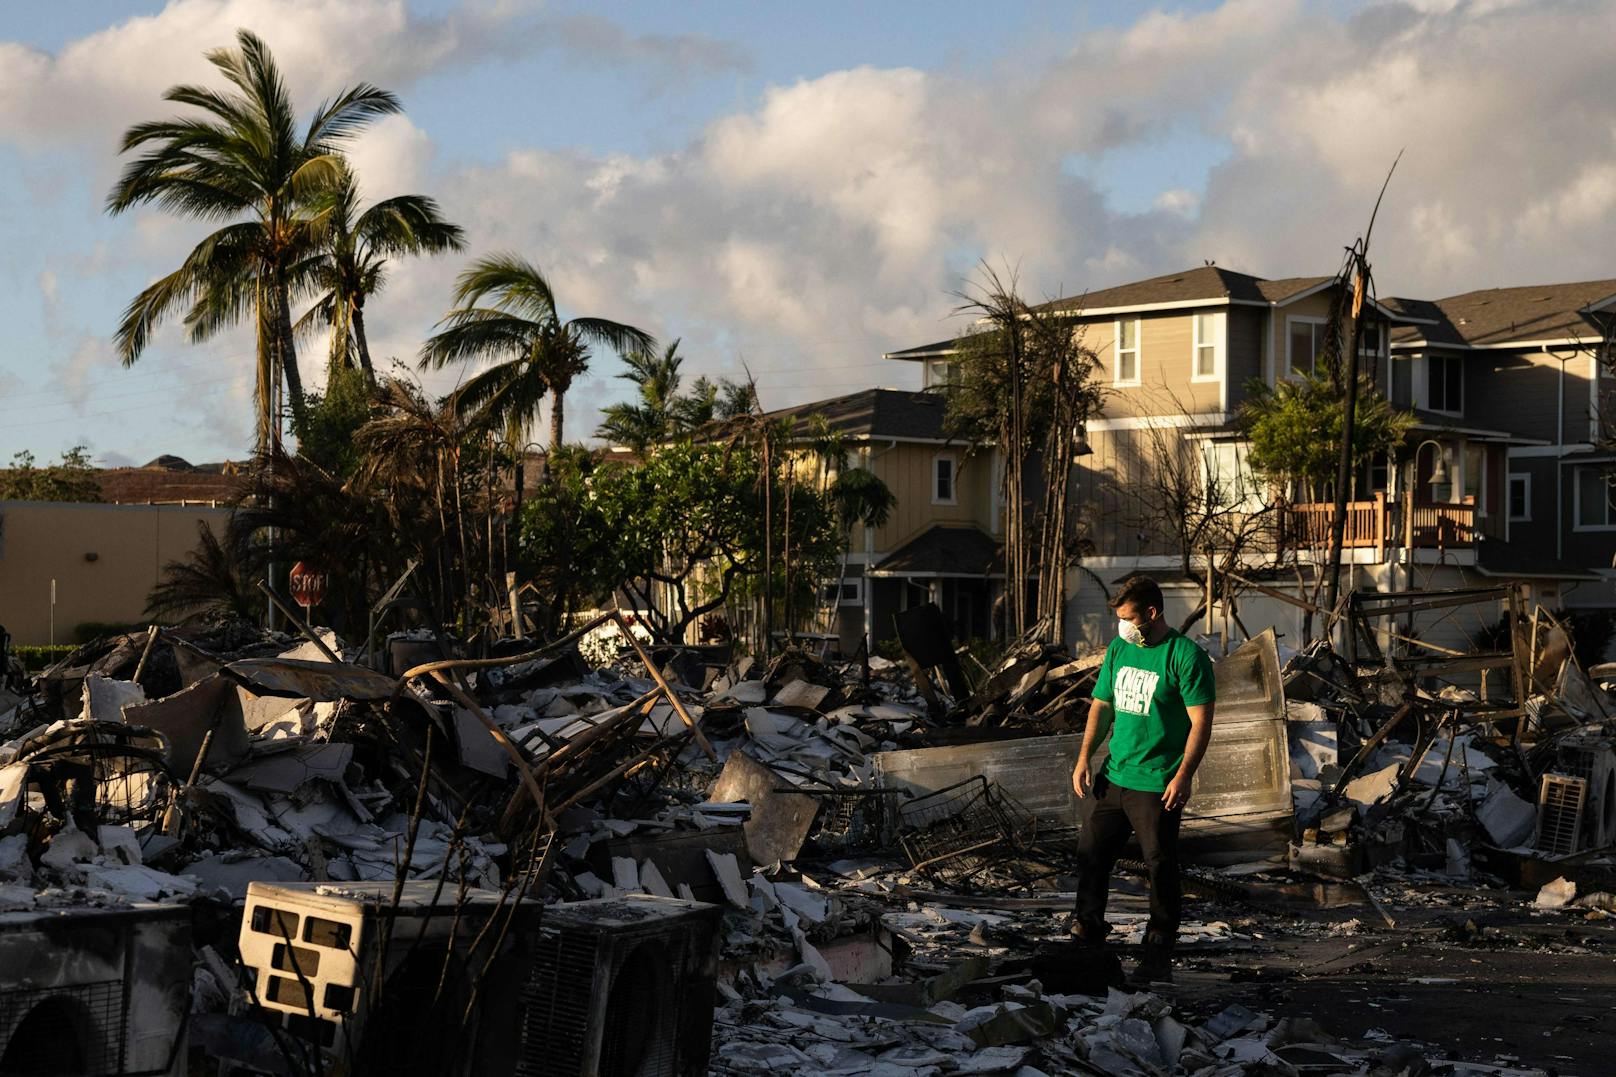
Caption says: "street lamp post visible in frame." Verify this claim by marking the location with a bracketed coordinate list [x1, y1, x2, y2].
[1398, 439, 1451, 633]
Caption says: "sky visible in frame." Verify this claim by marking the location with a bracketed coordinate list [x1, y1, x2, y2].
[1, 0, 1613, 466]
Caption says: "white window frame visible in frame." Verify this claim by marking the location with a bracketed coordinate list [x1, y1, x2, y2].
[923, 358, 958, 389]
[1425, 353, 1464, 416]
[1283, 316, 1326, 380]
[1113, 318, 1141, 387]
[1191, 311, 1222, 383]
[932, 453, 958, 505]
[1572, 466, 1616, 532]
[1507, 472, 1531, 523]
[1199, 440, 1266, 513]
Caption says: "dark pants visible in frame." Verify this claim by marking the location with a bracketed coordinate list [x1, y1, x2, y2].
[1072, 772, 1182, 949]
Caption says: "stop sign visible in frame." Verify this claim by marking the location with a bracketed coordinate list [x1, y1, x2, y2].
[288, 562, 328, 610]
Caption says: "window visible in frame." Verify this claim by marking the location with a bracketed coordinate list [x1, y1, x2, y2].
[1286, 318, 1325, 379]
[1508, 473, 1531, 522]
[1427, 354, 1463, 413]
[1574, 466, 1616, 530]
[1356, 452, 1390, 498]
[1114, 319, 1140, 385]
[819, 578, 863, 606]
[1201, 442, 1265, 512]
[1192, 312, 1218, 380]
[1389, 355, 1413, 407]
[924, 358, 960, 389]
[932, 454, 956, 504]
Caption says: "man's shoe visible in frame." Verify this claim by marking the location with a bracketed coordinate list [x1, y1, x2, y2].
[1131, 944, 1174, 986]
[1068, 918, 1107, 949]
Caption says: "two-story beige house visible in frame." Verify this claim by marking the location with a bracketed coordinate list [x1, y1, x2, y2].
[764, 388, 1001, 652]
[885, 266, 1615, 654]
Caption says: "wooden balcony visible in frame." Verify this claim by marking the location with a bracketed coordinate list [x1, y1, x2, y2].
[1282, 492, 1475, 556]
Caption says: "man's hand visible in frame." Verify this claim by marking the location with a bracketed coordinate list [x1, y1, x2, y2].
[1072, 757, 1093, 798]
[1161, 773, 1193, 811]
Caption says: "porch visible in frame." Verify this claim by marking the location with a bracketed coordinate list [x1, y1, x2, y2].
[1281, 492, 1476, 556]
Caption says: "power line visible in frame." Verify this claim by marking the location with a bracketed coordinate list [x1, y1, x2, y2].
[0, 377, 254, 431]
[0, 370, 254, 415]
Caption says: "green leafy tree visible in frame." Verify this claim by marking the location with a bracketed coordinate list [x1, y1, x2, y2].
[291, 362, 373, 478]
[593, 440, 764, 641]
[1, 447, 102, 502]
[297, 163, 464, 380]
[419, 254, 655, 452]
[107, 29, 401, 449]
[1240, 370, 1413, 501]
[516, 446, 616, 634]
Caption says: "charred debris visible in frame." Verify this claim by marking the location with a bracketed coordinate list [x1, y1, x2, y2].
[0, 586, 1611, 1076]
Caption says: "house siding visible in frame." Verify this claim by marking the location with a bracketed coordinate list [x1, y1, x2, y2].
[1463, 347, 1599, 446]
[866, 441, 993, 554]
[1089, 311, 1224, 419]
[1224, 306, 1266, 411]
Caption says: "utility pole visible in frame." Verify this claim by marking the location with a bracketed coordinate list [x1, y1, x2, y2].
[1324, 152, 1401, 627]
[1324, 253, 1366, 619]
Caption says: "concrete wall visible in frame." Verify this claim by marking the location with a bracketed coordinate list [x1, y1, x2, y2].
[0, 500, 232, 645]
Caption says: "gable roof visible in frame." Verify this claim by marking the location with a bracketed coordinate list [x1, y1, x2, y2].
[869, 524, 1003, 578]
[1034, 265, 1273, 314]
[1389, 279, 1616, 349]
[763, 388, 955, 442]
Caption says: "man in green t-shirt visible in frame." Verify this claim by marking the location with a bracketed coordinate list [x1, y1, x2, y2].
[1070, 574, 1216, 985]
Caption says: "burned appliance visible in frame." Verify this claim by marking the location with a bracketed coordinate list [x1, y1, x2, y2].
[0, 902, 190, 1076]
[1535, 733, 1616, 854]
[514, 895, 722, 1077]
[239, 879, 537, 1074]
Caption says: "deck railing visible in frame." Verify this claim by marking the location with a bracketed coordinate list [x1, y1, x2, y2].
[1282, 492, 1475, 555]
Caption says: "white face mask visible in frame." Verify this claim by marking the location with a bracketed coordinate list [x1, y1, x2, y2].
[1118, 618, 1147, 646]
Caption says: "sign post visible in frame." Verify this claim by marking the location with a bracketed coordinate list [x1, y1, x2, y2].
[288, 562, 328, 612]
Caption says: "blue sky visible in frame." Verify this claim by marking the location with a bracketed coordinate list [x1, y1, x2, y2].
[0, 0, 1611, 466]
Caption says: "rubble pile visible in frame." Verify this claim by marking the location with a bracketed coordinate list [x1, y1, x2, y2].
[0, 595, 1610, 1074]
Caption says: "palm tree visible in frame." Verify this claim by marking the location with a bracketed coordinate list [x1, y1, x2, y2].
[420, 254, 655, 452]
[298, 163, 464, 380]
[596, 339, 687, 451]
[145, 520, 260, 621]
[107, 29, 400, 450]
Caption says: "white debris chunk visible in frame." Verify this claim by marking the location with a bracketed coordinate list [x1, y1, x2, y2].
[1535, 876, 1577, 909]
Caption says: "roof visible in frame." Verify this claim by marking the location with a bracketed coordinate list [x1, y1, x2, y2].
[883, 338, 961, 360]
[764, 388, 956, 442]
[1032, 266, 1347, 315]
[1390, 279, 1616, 349]
[869, 524, 1003, 578]
[96, 465, 245, 504]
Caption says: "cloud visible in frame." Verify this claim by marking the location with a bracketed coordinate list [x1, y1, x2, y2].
[0, 0, 745, 149]
[17, 0, 1616, 459]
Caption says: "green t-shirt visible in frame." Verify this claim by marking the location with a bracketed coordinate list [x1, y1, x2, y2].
[1091, 628, 1216, 792]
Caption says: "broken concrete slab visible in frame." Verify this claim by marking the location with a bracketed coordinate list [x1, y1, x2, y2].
[81, 673, 145, 723]
[227, 742, 354, 795]
[452, 706, 510, 778]
[705, 849, 750, 909]
[123, 674, 251, 778]
[772, 679, 831, 711]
